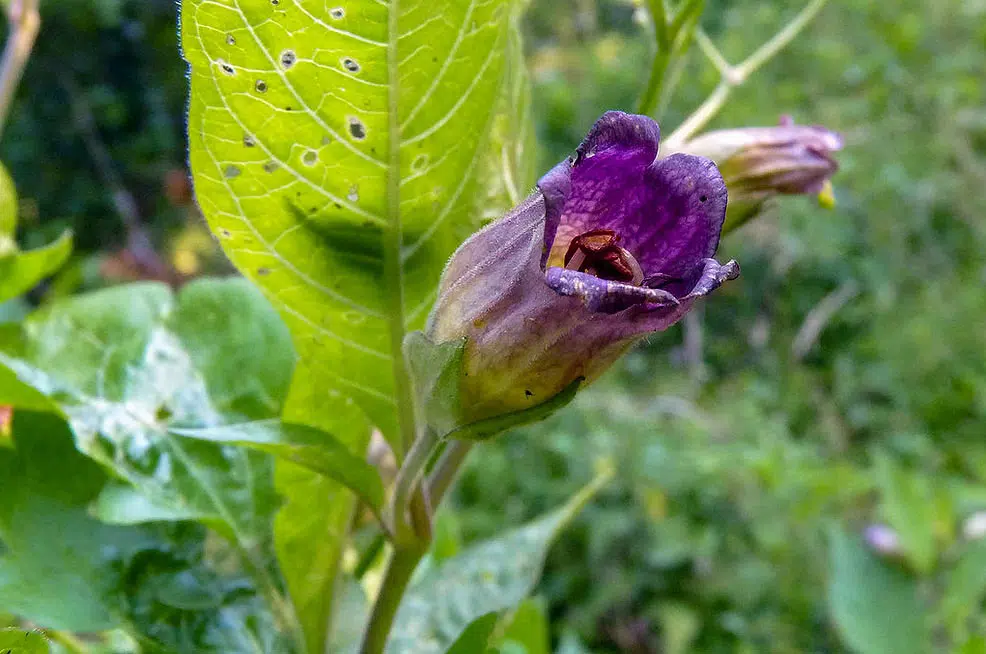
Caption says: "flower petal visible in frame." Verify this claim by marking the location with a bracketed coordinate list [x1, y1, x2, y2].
[538, 112, 727, 280]
[545, 266, 678, 314]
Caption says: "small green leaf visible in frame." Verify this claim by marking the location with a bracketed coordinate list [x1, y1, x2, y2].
[827, 526, 930, 654]
[495, 598, 550, 654]
[446, 613, 498, 654]
[873, 451, 940, 573]
[0, 412, 154, 632]
[0, 230, 73, 304]
[386, 470, 612, 653]
[171, 419, 385, 518]
[93, 482, 214, 525]
[404, 331, 466, 436]
[940, 540, 986, 638]
[0, 162, 18, 239]
[0, 628, 50, 653]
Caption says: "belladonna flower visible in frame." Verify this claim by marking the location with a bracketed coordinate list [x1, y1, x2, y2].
[669, 118, 843, 231]
[425, 111, 739, 425]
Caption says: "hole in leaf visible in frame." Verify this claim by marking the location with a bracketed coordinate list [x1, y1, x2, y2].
[347, 185, 359, 202]
[281, 50, 296, 69]
[342, 57, 360, 73]
[302, 150, 317, 166]
[226, 34, 236, 45]
[348, 117, 366, 140]
[218, 60, 235, 76]
[243, 134, 256, 147]
[263, 161, 280, 173]
[255, 79, 268, 93]
[224, 165, 241, 178]
[330, 7, 344, 19]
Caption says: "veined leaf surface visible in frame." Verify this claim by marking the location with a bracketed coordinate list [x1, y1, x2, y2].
[182, 0, 518, 446]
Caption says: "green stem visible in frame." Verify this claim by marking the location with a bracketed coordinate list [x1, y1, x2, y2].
[0, 0, 41, 136]
[636, 47, 670, 117]
[427, 440, 473, 506]
[389, 427, 439, 540]
[358, 547, 425, 654]
[663, 0, 829, 150]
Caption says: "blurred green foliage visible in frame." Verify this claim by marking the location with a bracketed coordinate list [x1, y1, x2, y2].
[0, 0, 984, 651]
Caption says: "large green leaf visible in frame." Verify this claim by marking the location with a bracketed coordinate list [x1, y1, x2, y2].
[181, 0, 520, 448]
[0, 279, 299, 634]
[0, 412, 154, 632]
[827, 526, 930, 654]
[385, 471, 611, 654]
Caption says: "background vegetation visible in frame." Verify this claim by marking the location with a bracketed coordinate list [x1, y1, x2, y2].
[1, 0, 985, 651]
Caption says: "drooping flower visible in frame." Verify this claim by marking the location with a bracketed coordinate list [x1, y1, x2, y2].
[425, 111, 738, 425]
[670, 118, 843, 231]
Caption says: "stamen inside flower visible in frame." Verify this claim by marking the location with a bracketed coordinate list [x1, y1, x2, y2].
[563, 229, 644, 285]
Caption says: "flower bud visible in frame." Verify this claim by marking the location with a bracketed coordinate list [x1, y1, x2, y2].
[671, 119, 843, 231]
[421, 112, 738, 431]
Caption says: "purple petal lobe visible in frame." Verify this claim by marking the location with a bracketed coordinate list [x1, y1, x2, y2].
[545, 267, 678, 314]
[537, 111, 727, 281]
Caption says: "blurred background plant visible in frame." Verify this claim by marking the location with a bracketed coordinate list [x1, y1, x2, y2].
[1, 0, 985, 651]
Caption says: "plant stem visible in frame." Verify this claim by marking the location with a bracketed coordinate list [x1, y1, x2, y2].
[663, 0, 830, 150]
[389, 427, 438, 540]
[0, 0, 40, 136]
[427, 440, 473, 506]
[358, 547, 425, 654]
[637, 0, 704, 118]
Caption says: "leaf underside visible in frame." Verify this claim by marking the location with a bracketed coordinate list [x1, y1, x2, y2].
[182, 0, 522, 447]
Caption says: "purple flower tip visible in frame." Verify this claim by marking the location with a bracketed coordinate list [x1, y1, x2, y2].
[539, 111, 736, 316]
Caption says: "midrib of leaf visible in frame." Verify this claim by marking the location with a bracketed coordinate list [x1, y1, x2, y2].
[384, 0, 416, 456]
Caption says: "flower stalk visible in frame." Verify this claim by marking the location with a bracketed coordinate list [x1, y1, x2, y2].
[664, 0, 831, 151]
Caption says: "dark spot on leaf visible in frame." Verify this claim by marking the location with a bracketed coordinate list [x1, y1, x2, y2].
[281, 49, 296, 69]
[348, 117, 366, 140]
[334, 202, 342, 209]
[224, 164, 241, 178]
[700, 194, 708, 202]
[285, 106, 292, 111]
[310, 206, 317, 213]
[321, 135, 332, 146]
[243, 134, 256, 147]
[329, 7, 344, 19]
[155, 406, 173, 422]
[220, 228, 232, 238]
[255, 79, 267, 93]
[342, 57, 360, 73]
[257, 267, 271, 276]
[302, 150, 317, 166]
[263, 161, 279, 173]
[271, 0, 279, 5]
[432, 57, 438, 63]
[525, 390, 533, 397]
